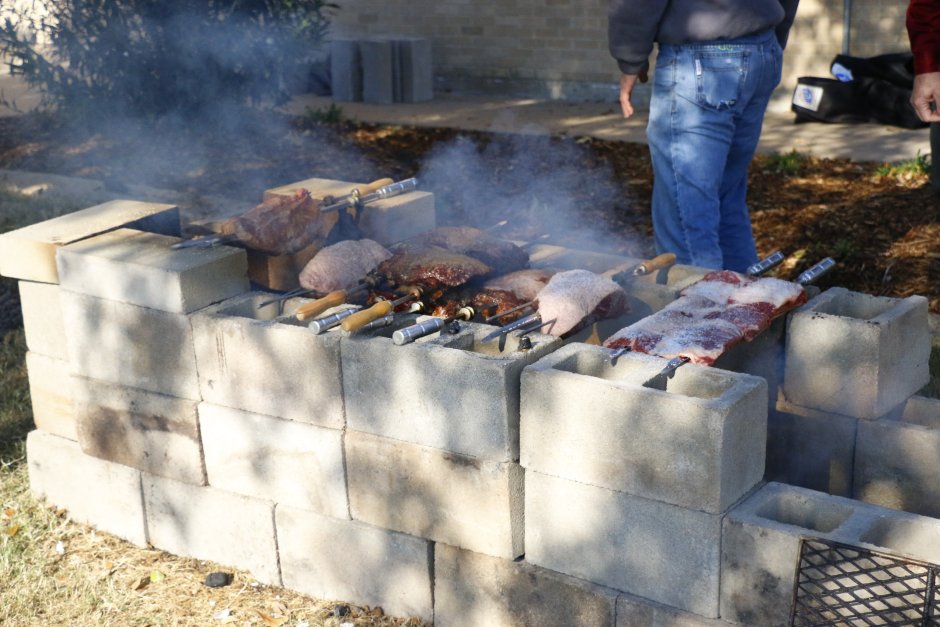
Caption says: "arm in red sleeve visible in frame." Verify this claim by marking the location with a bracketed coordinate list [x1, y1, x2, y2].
[907, 0, 940, 75]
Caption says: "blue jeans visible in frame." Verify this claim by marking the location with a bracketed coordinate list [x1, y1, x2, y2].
[647, 29, 783, 272]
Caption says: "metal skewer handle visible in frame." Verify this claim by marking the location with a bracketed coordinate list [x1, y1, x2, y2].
[393, 317, 444, 346]
[797, 257, 836, 285]
[308, 307, 359, 335]
[320, 178, 419, 213]
[746, 251, 785, 276]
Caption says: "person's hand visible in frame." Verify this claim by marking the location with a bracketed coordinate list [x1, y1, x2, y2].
[618, 69, 649, 118]
[911, 72, 940, 123]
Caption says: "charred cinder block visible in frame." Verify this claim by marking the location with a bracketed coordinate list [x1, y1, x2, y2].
[784, 288, 930, 419]
[57, 228, 248, 313]
[276, 505, 433, 623]
[721, 481, 940, 625]
[854, 396, 940, 518]
[62, 291, 200, 400]
[521, 344, 767, 514]
[73, 377, 206, 486]
[342, 322, 560, 461]
[190, 293, 345, 429]
[525, 469, 723, 617]
[26, 352, 77, 441]
[434, 543, 619, 627]
[143, 473, 280, 586]
[27, 430, 147, 546]
[345, 429, 524, 560]
[18, 281, 67, 360]
[0, 199, 179, 284]
[199, 403, 347, 518]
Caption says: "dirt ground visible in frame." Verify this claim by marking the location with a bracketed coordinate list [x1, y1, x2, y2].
[0, 109, 938, 312]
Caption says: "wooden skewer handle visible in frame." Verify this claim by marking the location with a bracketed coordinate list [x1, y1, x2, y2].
[295, 290, 347, 321]
[340, 299, 394, 333]
[358, 178, 395, 195]
[636, 252, 677, 275]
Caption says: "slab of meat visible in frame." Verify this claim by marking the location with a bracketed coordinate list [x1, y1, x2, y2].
[604, 270, 808, 364]
[377, 246, 494, 291]
[535, 269, 628, 337]
[298, 239, 392, 293]
[218, 189, 335, 255]
[397, 226, 530, 274]
[427, 268, 558, 320]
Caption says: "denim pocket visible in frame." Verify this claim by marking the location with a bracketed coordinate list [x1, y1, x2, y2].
[693, 50, 749, 112]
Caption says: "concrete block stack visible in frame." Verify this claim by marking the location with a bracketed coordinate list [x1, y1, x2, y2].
[331, 36, 434, 104]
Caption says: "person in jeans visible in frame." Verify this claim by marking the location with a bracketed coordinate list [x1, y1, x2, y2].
[908, 0, 940, 122]
[609, 1, 800, 272]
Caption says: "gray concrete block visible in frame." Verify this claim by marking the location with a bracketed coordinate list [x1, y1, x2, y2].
[434, 543, 619, 627]
[714, 313, 788, 410]
[143, 474, 280, 586]
[330, 38, 362, 102]
[765, 394, 858, 496]
[276, 505, 432, 622]
[525, 469, 723, 617]
[27, 430, 146, 546]
[346, 429, 524, 559]
[343, 322, 559, 460]
[26, 352, 77, 441]
[73, 377, 206, 485]
[360, 38, 396, 104]
[854, 399, 940, 518]
[0, 199, 179, 283]
[784, 288, 931, 419]
[62, 291, 200, 400]
[521, 344, 767, 514]
[397, 38, 433, 103]
[721, 481, 940, 626]
[190, 293, 344, 428]
[57, 228, 248, 313]
[19, 281, 67, 360]
[616, 594, 729, 627]
[199, 403, 347, 517]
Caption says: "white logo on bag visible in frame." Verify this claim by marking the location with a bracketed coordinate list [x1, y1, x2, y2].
[793, 85, 824, 112]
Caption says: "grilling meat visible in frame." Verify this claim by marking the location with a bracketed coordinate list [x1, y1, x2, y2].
[377, 247, 495, 291]
[218, 189, 335, 255]
[603, 270, 807, 365]
[536, 269, 628, 337]
[396, 226, 530, 274]
[298, 239, 392, 293]
[428, 268, 558, 319]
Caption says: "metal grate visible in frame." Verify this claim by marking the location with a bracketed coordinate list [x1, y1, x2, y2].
[791, 538, 940, 626]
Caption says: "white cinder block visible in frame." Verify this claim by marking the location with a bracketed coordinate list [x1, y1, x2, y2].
[199, 403, 347, 517]
[277, 505, 432, 622]
[0, 199, 179, 283]
[143, 474, 280, 586]
[19, 281, 67, 359]
[57, 228, 248, 313]
[27, 430, 146, 546]
[26, 352, 76, 441]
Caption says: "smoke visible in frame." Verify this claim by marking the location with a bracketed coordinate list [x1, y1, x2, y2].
[417, 125, 647, 256]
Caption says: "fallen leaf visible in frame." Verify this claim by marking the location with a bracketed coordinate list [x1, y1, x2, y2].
[256, 611, 287, 627]
[133, 575, 150, 591]
[2, 508, 14, 519]
[149, 570, 165, 583]
[6, 524, 20, 536]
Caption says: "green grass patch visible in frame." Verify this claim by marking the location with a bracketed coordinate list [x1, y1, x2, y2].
[876, 151, 931, 178]
[762, 149, 809, 176]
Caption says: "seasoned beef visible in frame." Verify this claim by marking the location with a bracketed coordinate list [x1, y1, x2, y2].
[298, 239, 392, 293]
[377, 246, 494, 291]
[219, 189, 335, 255]
[397, 226, 530, 274]
[535, 269, 628, 337]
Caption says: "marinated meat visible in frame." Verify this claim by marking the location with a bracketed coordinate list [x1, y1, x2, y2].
[483, 268, 556, 303]
[397, 226, 530, 274]
[536, 269, 628, 337]
[298, 239, 392, 293]
[218, 189, 335, 255]
[377, 246, 494, 291]
[604, 270, 808, 364]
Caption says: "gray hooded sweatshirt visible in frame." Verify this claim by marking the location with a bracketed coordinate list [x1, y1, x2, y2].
[609, 0, 800, 74]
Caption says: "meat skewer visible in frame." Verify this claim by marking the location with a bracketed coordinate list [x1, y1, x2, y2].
[340, 287, 423, 333]
[745, 250, 785, 276]
[391, 306, 476, 346]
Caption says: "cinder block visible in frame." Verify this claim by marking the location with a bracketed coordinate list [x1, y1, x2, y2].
[26, 352, 76, 441]
[27, 430, 146, 546]
[62, 291, 200, 400]
[715, 314, 788, 409]
[521, 344, 767, 514]
[343, 322, 559, 460]
[854, 397, 940, 518]
[19, 281, 67, 359]
[721, 482, 940, 625]
[784, 288, 931, 419]
[199, 403, 347, 517]
[276, 505, 432, 622]
[616, 594, 728, 626]
[525, 469, 723, 617]
[434, 543, 619, 627]
[0, 199, 179, 283]
[73, 377, 206, 485]
[360, 38, 396, 104]
[57, 228, 248, 313]
[346, 429, 524, 559]
[143, 474, 280, 586]
[330, 38, 362, 101]
[765, 394, 858, 496]
[397, 37, 433, 103]
[190, 293, 344, 428]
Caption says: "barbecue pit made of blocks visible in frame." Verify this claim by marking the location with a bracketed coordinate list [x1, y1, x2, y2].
[3, 181, 939, 625]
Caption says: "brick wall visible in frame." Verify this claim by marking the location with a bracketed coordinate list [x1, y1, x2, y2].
[330, 0, 912, 99]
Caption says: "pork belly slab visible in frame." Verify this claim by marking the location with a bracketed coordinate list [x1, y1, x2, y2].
[298, 239, 392, 293]
[536, 269, 628, 337]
